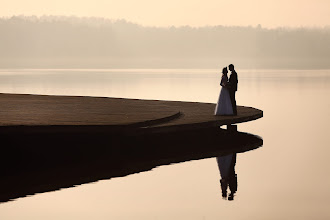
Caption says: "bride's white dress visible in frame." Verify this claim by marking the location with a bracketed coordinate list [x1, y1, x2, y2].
[214, 75, 234, 115]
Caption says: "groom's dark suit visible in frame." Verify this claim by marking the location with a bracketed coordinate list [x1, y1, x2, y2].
[228, 70, 238, 115]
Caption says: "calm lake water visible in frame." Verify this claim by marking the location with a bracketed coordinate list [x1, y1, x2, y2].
[0, 69, 330, 220]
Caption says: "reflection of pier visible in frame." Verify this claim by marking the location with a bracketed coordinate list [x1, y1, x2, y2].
[0, 94, 263, 203]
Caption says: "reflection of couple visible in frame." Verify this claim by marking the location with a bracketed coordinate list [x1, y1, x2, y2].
[214, 64, 238, 200]
[214, 64, 238, 116]
[216, 154, 237, 200]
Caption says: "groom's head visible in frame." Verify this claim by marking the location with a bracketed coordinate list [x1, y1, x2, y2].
[229, 64, 234, 71]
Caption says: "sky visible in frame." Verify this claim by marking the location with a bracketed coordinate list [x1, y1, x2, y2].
[1, 0, 330, 28]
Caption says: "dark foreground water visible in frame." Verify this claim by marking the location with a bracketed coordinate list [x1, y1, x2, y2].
[0, 69, 329, 220]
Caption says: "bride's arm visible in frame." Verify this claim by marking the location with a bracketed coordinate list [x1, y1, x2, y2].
[220, 78, 226, 87]
[220, 76, 229, 87]
[220, 79, 224, 86]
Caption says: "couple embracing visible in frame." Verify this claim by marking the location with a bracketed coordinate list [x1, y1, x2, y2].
[214, 64, 238, 116]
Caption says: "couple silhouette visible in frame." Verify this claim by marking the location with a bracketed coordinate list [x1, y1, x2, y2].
[214, 64, 238, 116]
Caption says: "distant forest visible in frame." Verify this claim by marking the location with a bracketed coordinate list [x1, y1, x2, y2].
[0, 15, 330, 69]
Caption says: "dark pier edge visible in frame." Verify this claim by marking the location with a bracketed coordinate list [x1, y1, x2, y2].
[0, 93, 263, 203]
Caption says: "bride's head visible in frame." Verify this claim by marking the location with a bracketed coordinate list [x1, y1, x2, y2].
[222, 67, 228, 75]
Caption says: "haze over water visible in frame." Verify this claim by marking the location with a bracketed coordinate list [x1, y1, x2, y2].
[0, 69, 329, 219]
[1, 0, 330, 218]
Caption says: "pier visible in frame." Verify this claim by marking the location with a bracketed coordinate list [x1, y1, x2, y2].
[0, 93, 262, 132]
[0, 93, 263, 203]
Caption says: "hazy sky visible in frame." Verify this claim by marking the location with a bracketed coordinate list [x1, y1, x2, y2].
[1, 0, 330, 28]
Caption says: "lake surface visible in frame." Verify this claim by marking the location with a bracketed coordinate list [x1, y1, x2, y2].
[0, 69, 329, 220]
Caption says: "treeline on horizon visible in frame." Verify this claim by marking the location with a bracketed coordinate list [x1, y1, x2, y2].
[0, 15, 330, 69]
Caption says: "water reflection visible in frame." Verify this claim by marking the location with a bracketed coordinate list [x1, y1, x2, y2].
[0, 126, 262, 203]
[216, 153, 237, 200]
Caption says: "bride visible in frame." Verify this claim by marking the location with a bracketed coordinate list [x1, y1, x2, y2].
[214, 67, 234, 115]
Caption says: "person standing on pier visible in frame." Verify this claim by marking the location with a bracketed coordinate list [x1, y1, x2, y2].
[227, 64, 238, 115]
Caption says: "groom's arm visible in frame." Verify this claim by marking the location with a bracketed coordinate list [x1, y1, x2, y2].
[228, 73, 238, 87]
[226, 76, 234, 89]
[231, 73, 238, 83]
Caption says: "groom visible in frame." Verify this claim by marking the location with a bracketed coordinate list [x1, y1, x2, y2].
[227, 64, 238, 115]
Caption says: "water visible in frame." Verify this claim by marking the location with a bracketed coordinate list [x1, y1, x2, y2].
[0, 69, 330, 219]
